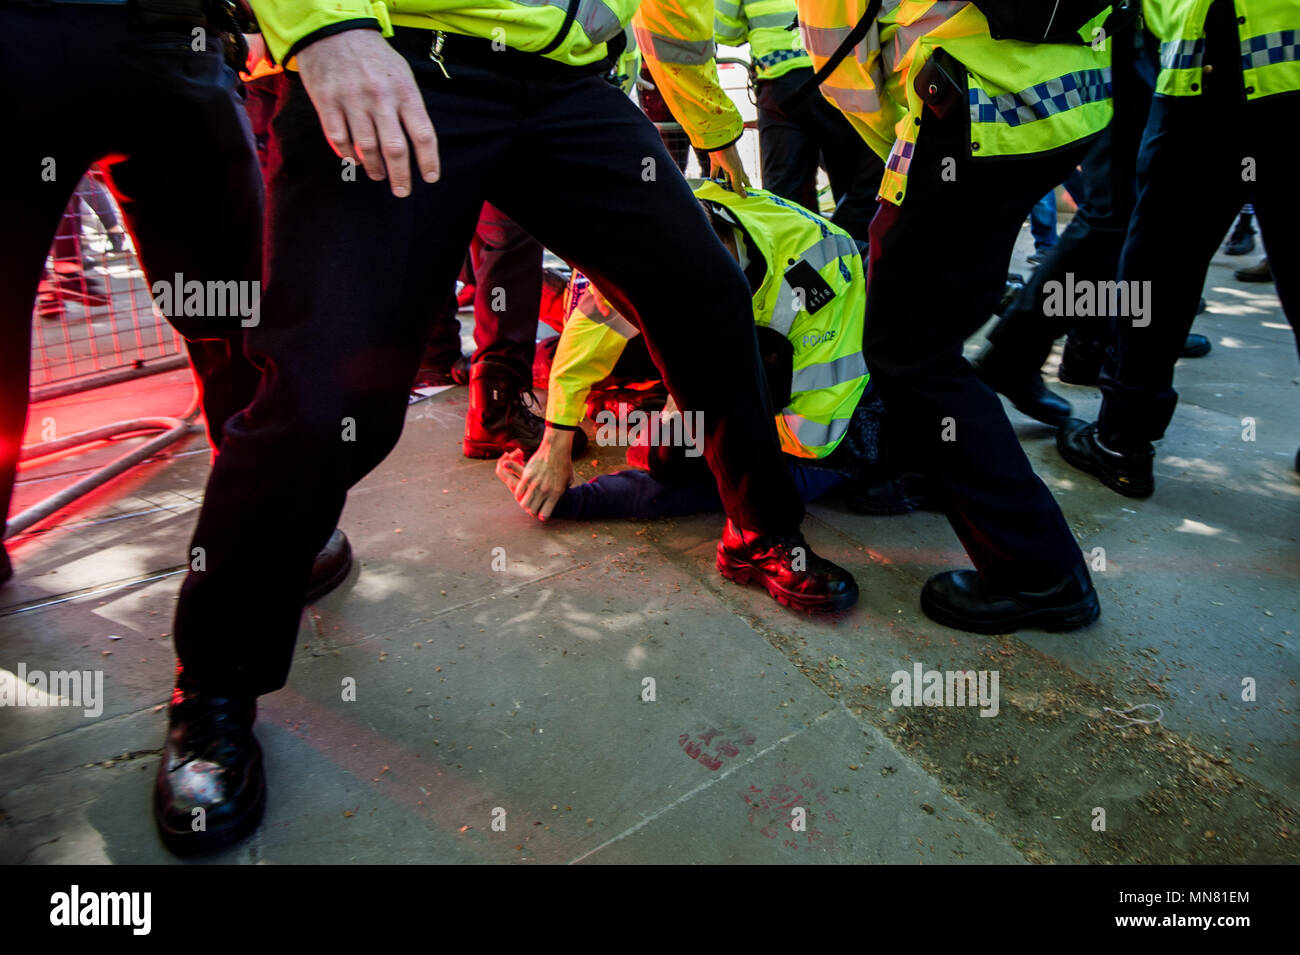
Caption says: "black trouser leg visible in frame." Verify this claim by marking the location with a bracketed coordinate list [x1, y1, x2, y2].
[1098, 1, 1262, 444]
[488, 70, 805, 536]
[756, 73, 821, 213]
[470, 202, 543, 378]
[172, 64, 502, 696]
[865, 109, 1092, 591]
[99, 57, 265, 449]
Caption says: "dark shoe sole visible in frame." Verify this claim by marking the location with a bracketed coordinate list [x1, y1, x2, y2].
[1057, 430, 1155, 499]
[1181, 340, 1212, 359]
[154, 775, 266, 856]
[716, 549, 858, 614]
[304, 534, 353, 604]
[920, 586, 1100, 635]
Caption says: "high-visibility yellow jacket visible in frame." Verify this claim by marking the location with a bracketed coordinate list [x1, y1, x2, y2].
[249, 0, 745, 149]
[548, 181, 869, 459]
[714, 0, 812, 81]
[1145, 0, 1300, 99]
[795, 0, 1114, 204]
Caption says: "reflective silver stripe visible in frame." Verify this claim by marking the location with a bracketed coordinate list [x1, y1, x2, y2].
[781, 412, 852, 447]
[770, 283, 799, 335]
[803, 233, 858, 270]
[1241, 29, 1300, 70]
[1160, 37, 1204, 71]
[750, 12, 794, 29]
[821, 83, 883, 114]
[790, 352, 868, 394]
[577, 305, 640, 339]
[576, 0, 623, 43]
[643, 32, 715, 65]
[715, 0, 742, 17]
[802, 22, 878, 61]
[884, 0, 965, 59]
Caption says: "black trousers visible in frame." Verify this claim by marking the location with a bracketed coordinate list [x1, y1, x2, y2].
[0, 5, 264, 541]
[468, 202, 544, 378]
[984, 29, 1153, 372]
[173, 33, 804, 697]
[756, 67, 884, 244]
[865, 107, 1093, 591]
[1099, 0, 1300, 444]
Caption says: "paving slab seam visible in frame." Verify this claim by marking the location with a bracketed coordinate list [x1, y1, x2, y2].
[567, 708, 838, 864]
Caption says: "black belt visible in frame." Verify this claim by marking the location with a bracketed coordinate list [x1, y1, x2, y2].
[388, 25, 610, 78]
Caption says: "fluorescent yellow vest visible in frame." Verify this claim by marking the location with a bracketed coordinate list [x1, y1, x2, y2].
[547, 184, 868, 457]
[795, 0, 1114, 204]
[1145, 0, 1300, 99]
[714, 0, 813, 80]
[248, 0, 745, 149]
[694, 181, 868, 457]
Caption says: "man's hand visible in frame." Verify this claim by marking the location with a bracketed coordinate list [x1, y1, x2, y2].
[709, 143, 751, 197]
[510, 429, 576, 521]
[295, 30, 440, 197]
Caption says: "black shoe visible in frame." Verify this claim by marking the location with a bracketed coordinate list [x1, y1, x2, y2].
[846, 473, 935, 515]
[716, 520, 858, 614]
[450, 354, 471, 386]
[154, 689, 265, 855]
[1224, 212, 1255, 255]
[972, 355, 1073, 428]
[305, 529, 353, 604]
[1182, 333, 1211, 358]
[1057, 418, 1155, 498]
[1235, 258, 1272, 283]
[1027, 252, 1045, 267]
[920, 564, 1100, 634]
[414, 354, 471, 388]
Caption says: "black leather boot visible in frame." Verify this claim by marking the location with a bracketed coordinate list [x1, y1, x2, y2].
[1182, 333, 1212, 358]
[972, 350, 1073, 428]
[305, 529, 353, 604]
[1057, 418, 1155, 498]
[463, 357, 546, 458]
[464, 356, 586, 459]
[154, 687, 265, 855]
[716, 520, 858, 613]
[1235, 258, 1271, 283]
[920, 563, 1100, 634]
[1223, 211, 1255, 255]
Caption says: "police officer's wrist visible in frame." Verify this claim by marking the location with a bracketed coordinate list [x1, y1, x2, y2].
[285, 20, 382, 66]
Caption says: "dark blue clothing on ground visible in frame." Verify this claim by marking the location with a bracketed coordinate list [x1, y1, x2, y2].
[553, 461, 847, 521]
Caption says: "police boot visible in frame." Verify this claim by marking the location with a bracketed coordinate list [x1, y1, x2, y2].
[1235, 258, 1272, 283]
[1056, 418, 1155, 498]
[1224, 211, 1255, 255]
[716, 520, 858, 614]
[1057, 335, 1107, 386]
[463, 356, 546, 458]
[154, 684, 265, 855]
[920, 563, 1100, 635]
[972, 347, 1073, 428]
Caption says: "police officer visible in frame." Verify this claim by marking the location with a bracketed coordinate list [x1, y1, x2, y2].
[715, 0, 882, 241]
[157, 0, 860, 853]
[1058, 0, 1300, 495]
[796, 0, 1114, 633]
